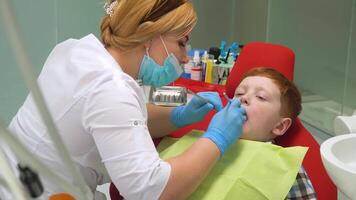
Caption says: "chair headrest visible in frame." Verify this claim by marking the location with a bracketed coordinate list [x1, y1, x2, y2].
[225, 42, 295, 98]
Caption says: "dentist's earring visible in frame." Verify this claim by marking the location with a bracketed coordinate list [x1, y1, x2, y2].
[144, 39, 152, 55]
[146, 47, 150, 57]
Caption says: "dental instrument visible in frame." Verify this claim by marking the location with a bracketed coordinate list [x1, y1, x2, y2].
[187, 88, 215, 106]
[223, 92, 232, 103]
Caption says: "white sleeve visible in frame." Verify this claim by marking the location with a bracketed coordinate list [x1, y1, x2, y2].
[82, 82, 171, 200]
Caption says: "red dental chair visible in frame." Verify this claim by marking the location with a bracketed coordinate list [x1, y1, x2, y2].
[110, 42, 337, 200]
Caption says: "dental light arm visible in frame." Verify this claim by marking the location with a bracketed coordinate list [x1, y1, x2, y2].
[0, 146, 27, 200]
[0, 0, 92, 199]
[0, 121, 84, 198]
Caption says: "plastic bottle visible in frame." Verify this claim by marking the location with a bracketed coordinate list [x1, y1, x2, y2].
[193, 50, 200, 64]
[201, 51, 209, 82]
[205, 59, 214, 83]
[191, 50, 202, 81]
[182, 60, 193, 79]
[191, 67, 202, 81]
[219, 41, 227, 58]
[230, 42, 239, 60]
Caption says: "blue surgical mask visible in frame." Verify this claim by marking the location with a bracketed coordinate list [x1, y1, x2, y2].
[138, 36, 183, 87]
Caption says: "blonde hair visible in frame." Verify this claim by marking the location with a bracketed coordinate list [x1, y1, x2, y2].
[100, 0, 197, 51]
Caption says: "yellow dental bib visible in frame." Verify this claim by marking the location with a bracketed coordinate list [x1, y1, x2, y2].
[158, 130, 308, 200]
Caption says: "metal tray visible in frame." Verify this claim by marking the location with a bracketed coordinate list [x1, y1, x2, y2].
[149, 86, 187, 107]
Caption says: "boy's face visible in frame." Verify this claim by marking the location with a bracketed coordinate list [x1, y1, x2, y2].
[234, 76, 286, 141]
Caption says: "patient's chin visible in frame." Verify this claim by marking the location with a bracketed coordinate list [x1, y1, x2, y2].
[241, 124, 248, 133]
[240, 129, 250, 140]
[240, 135, 257, 141]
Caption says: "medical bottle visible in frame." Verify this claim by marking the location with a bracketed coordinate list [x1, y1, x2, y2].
[201, 51, 209, 82]
[219, 41, 227, 58]
[182, 60, 193, 79]
[192, 50, 200, 65]
[191, 50, 202, 81]
[230, 42, 239, 60]
[204, 59, 214, 84]
[191, 67, 202, 81]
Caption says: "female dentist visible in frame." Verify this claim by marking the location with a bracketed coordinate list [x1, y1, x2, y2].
[6, 0, 246, 199]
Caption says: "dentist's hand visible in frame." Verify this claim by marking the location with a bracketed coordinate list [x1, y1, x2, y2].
[202, 99, 246, 155]
[170, 92, 223, 127]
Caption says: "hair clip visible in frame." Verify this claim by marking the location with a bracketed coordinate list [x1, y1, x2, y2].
[104, 1, 118, 17]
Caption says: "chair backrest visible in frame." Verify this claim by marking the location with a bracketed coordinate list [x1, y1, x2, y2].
[225, 42, 294, 98]
[225, 42, 337, 200]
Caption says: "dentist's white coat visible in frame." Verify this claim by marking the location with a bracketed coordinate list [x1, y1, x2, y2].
[3, 34, 170, 200]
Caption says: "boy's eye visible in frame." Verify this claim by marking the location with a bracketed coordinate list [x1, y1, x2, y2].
[257, 96, 266, 101]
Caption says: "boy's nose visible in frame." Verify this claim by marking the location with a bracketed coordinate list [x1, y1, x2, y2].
[239, 96, 249, 106]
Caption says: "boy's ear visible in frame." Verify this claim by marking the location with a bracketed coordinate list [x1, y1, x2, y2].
[272, 118, 292, 136]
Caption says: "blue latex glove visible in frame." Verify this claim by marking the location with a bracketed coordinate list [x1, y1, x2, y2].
[171, 92, 223, 127]
[202, 99, 246, 155]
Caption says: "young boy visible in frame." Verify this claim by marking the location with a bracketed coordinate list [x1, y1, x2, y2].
[110, 67, 315, 200]
[235, 67, 316, 199]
